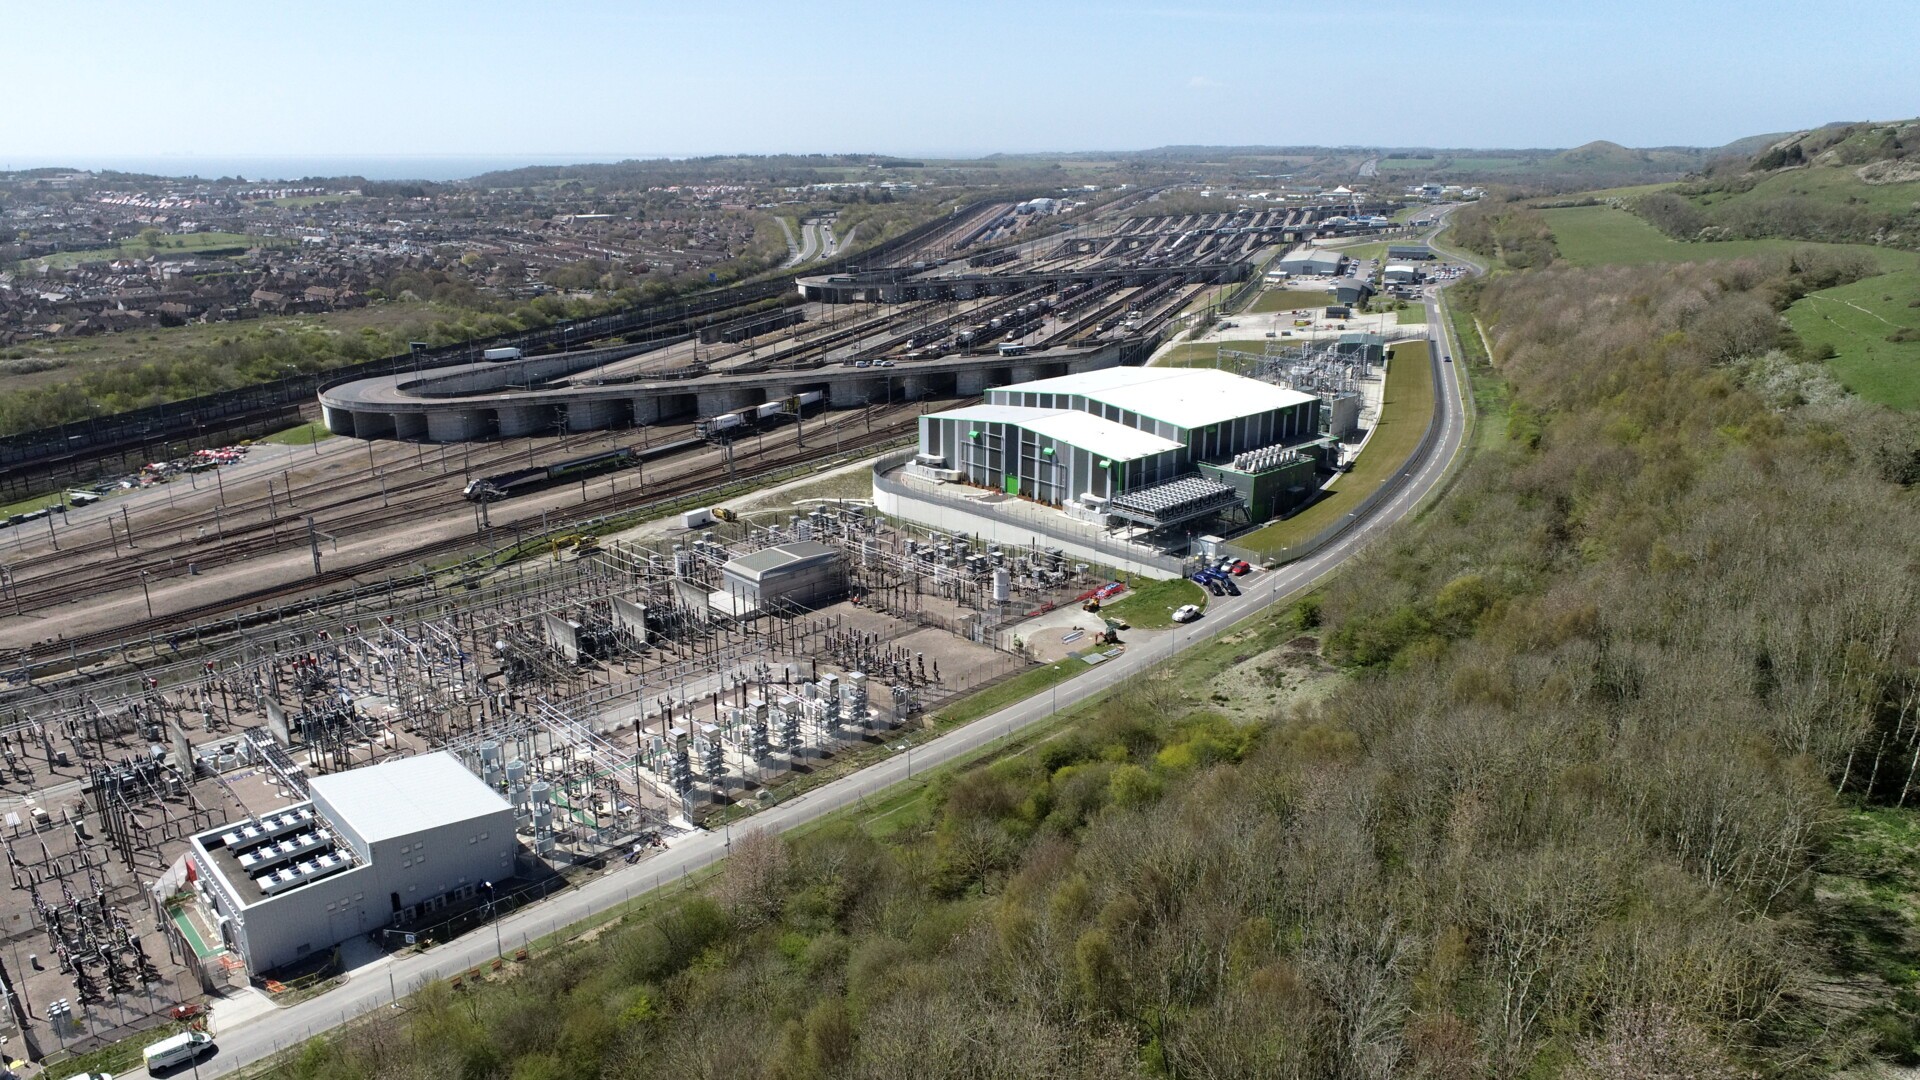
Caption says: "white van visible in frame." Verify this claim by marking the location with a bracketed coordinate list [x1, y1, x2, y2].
[143, 1030, 214, 1072]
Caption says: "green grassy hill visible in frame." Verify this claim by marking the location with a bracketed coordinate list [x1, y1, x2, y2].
[1623, 119, 1920, 250]
[1785, 269, 1920, 407]
[1541, 204, 1919, 270]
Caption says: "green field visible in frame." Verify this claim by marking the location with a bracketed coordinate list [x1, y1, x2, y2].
[1102, 577, 1206, 629]
[1541, 204, 1920, 270]
[20, 231, 269, 270]
[1396, 305, 1428, 325]
[1156, 338, 1274, 373]
[1248, 289, 1335, 314]
[1333, 241, 1394, 265]
[1786, 269, 1920, 408]
[1237, 339, 1436, 556]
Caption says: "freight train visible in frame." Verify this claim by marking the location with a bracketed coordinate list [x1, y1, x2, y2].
[463, 447, 645, 502]
[697, 391, 826, 439]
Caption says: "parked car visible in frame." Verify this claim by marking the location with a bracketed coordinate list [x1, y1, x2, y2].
[1229, 560, 1251, 575]
[1172, 604, 1202, 623]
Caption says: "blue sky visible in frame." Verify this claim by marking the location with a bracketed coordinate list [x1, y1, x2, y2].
[5, 0, 1916, 169]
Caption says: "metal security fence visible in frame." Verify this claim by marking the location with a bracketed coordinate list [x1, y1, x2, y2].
[870, 450, 1188, 576]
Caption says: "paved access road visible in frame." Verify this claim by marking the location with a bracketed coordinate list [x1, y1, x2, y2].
[197, 219, 1481, 1077]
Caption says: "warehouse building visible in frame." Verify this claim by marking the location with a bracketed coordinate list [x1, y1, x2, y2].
[1387, 244, 1434, 261]
[913, 368, 1322, 529]
[1332, 277, 1376, 306]
[1383, 263, 1422, 284]
[1276, 248, 1345, 277]
[185, 752, 517, 974]
[711, 541, 844, 617]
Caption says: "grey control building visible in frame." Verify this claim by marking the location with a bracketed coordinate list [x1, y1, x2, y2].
[710, 541, 845, 617]
[186, 752, 517, 974]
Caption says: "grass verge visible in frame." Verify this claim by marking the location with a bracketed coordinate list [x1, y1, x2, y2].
[1236, 338, 1436, 556]
[1102, 577, 1206, 629]
[257, 420, 337, 446]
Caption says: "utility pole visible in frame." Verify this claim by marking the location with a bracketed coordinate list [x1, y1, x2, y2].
[306, 517, 332, 576]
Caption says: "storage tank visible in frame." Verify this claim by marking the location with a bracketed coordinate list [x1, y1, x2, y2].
[992, 569, 1011, 603]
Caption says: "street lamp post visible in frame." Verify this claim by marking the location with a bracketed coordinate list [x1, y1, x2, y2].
[483, 881, 501, 957]
[139, 569, 154, 620]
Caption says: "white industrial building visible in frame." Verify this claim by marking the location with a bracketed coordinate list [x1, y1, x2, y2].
[1383, 263, 1421, 284]
[912, 367, 1321, 530]
[185, 752, 517, 974]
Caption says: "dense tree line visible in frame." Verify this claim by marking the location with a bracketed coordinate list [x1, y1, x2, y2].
[275, 248, 1920, 1078]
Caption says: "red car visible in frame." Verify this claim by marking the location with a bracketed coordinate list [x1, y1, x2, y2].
[1229, 560, 1251, 576]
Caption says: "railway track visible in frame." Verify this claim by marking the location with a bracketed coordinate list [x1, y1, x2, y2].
[8, 402, 930, 663]
[0, 427, 660, 606]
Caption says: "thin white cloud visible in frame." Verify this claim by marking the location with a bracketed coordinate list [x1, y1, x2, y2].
[1187, 75, 1223, 89]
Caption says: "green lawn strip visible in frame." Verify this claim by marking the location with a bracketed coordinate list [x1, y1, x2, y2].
[1446, 300, 1511, 456]
[0, 489, 74, 518]
[1395, 305, 1427, 325]
[1784, 268, 1920, 409]
[1541, 205, 1920, 270]
[1237, 338, 1435, 556]
[1333, 241, 1390, 264]
[44, 1020, 193, 1079]
[1102, 577, 1207, 629]
[1247, 289, 1336, 314]
[932, 653, 1102, 728]
[256, 419, 337, 445]
[1156, 338, 1276, 372]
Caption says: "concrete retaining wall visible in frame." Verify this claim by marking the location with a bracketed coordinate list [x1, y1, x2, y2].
[872, 452, 1184, 579]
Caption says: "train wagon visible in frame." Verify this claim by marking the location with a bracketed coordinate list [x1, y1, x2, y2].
[464, 447, 637, 502]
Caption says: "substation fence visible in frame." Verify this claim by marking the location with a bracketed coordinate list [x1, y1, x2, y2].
[870, 450, 1189, 576]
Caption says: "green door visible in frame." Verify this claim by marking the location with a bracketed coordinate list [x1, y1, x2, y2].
[1003, 474, 1020, 495]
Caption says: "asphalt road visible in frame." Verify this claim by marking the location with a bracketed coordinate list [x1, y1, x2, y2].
[197, 218, 1480, 1076]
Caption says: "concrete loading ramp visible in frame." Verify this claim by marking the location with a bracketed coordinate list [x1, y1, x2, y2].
[320, 340, 1131, 443]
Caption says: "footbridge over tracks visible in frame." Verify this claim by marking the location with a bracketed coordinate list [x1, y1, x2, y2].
[319, 340, 1138, 442]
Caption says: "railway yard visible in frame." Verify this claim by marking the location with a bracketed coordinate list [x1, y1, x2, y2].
[0, 190, 1407, 1066]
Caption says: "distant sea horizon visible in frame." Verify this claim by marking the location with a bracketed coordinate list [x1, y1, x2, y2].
[4, 154, 669, 182]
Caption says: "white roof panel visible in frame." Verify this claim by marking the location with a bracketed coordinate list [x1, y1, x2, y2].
[991, 367, 1318, 431]
[1020, 411, 1181, 461]
[308, 751, 508, 845]
[925, 403, 1180, 461]
[923, 403, 1058, 425]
